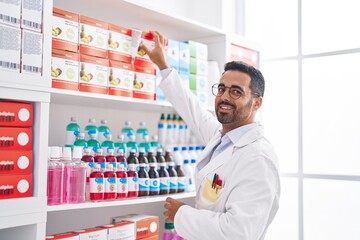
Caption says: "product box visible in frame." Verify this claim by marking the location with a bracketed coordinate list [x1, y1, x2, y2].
[108, 24, 132, 63]
[190, 74, 208, 93]
[0, 0, 21, 27]
[79, 54, 109, 94]
[0, 127, 32, 151]
[132, 30, 155, 67]
[0, 24, 21, 72]
[112, 214, 159, 240]
[179, 42, 190, 74]
[230, 44, 259, 67]
[74, 228, 107, 240]
[0, 150, 32, 174]
[179, 72, 190, 90]
[139, 235, 158, 240]
[21, 29, 43, 75]
[79, 16, 108, 59]
[197, 91, 209, 107]
[21, 0, 43, 32]
[51, 49, 79, 91]
[52, 8, 79, 53]
[190, 58, 208, 76]
[46, 232, 79, 240]
[99, 222, 135, 240]
[133, 62, 155, 100]
[0, 101, 33, 127]
[166, 39, 179, 71]
[187, 40, 208, 60]
[0, 174, 32, 199]
[108, 60, 134, 97]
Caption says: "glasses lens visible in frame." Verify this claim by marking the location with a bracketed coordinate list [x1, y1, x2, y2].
[212, 84, 219, 96]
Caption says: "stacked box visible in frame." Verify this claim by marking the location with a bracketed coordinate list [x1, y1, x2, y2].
[21, 0, 42, 33]
[108, 24, 132, 63]
[133, 61, 156, 100]
[73, 228, 107, 240]
[99, 222, 135, 240]
[51, 49, 79, 91]
[108, 60, 134, 97]
[132, 30, 155, 68]
[0, 0, 21, 27]
[166, 39, 179, 71]
[21, 29, 43, 75]
[0, 24, 21, 72]
[46, 232, 79, 240]
[79, 55, 109, 94]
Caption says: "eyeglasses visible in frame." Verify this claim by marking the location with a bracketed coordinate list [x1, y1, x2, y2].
[211, 83, 259, 100]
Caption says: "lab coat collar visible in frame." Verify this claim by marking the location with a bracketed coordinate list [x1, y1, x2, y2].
[233, 124, 264, 148]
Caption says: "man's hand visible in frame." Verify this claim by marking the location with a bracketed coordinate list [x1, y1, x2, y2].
[163, 197, 186, 222]
[139, 31, 169, 70]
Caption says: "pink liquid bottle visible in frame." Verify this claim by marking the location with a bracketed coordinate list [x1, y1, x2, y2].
[105, 148, 117, 169]
[162, 222, 176, 240]
[47, 146, 64, 205]
[116, 163, 128, 198]
[65, 146, 87, 203]
[81, 148, 94, 200]
[89, 163, 104, 201]
[104, 164, 117, 200]
[94, 148, 106, 172]
[116, 149, 127, 169]
[127, 163, 139, 197]
[61, 147, 73, 203]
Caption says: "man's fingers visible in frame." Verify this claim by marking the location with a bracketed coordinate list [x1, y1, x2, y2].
[166, 197, 175, 204]
[164, 203, 171, 210]
[139, 42, 149, 54]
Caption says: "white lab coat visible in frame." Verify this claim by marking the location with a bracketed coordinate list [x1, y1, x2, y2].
[159, 69, 280, 240]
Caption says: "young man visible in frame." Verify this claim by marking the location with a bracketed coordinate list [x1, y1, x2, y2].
[140, 32, 280, 240]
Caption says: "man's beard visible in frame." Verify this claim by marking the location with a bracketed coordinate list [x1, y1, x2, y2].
[215, 98, 253, 125]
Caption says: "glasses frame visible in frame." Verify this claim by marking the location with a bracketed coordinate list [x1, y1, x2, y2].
[211, 83, 259, 100]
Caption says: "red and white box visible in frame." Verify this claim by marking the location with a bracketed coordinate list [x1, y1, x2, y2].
[52, 8, 79, 53]
[21, 0, 43, 32]
[0, 101, 33, 127]
[132, 30, 155, 67]
[51, 49, 79, 91]
[108, 60, 134, 97]
[99, 222, 135, 240]
[0, 24, 21, 73]
[0, 174, 32, 199]
[46, 232, 79, 240]
[79, 54, 109, 94]
[0, 0, 20, 27]
[139, 235, 158, 240]
[112, 214, 159, 240]
[79, 16, 108, 59]
[0, 127, 32, 151]
[21, 29, 43, 75]
[74, 228, 107, 240]
[133, 62, 155, 100]
[0, 150, 32, 174]
[108, 24, 132, 63]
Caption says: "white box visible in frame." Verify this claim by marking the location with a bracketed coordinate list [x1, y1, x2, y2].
[21, 0, 43, 32]
[21, 29, 43, 75]
[99, 222, 135, 240]
[0, 24, 21, 72]
[0, 0, 21, 27]
[74, 228, 107, 240]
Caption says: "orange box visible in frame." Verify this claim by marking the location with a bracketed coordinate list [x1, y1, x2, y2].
[99, 222, 135, 240]
[112, 214, 159, 240]
[0, 174, 32, 199]
[108, 24, 132, 63]
[0, 101, 33, 127]
[52, 8, 79, 53]
[79, 55, 109, 95]
[73, 227, 107, 240]
[46, 232, 79, 240]
[108, 60, 134, 97]
[139, 235, 158, 240]
[230, 44, 259, 68]
[133, 31, 155, 68]
[52, 49, 79, 91]
[0, 127, 32, 151]
[133, 63, 155, 100]
[79, 16, 108, 59]
[0, 150, 32, 174]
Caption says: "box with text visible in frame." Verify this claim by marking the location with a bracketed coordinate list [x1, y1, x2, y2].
[108, 24, 132, 63]
[0, 127, 32, 151]
[21, 0, 42, 32]
[0, 101, 33, 127]
[0, 174, 32, 199]
[133, 62, 155, 100]
[99, 222, 135, 240]
[0, 24, 21, 73]
[21, 29, 43, 75]
[108, 60, 134, 97]
[74, 228, 107, 240]
[52, 49, 79, 91]
[0, 150, 32, 175]
[79, 55, 108, 94]
[0, 0, 20, 27]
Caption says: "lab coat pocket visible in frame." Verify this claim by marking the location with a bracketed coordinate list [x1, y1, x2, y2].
[202, 178, 223, 203]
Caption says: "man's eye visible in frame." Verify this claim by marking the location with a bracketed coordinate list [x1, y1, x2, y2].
[218, 87, 225, 92]
[231, 89, 242, 96]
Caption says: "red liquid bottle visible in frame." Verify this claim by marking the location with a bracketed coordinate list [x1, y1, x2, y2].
[89, 164, 104, 201]
[116, 149, 127, 169]
[94, 148, 106, 172]
[105, 148, 117, 170]
[104, 165, 117, 200]
[127, 163, 139, 197]
[81, 148, 94, 182]
[116, 163, 128, 198]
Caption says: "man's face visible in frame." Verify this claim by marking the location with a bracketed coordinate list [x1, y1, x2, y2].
[215, 70, 261, 131]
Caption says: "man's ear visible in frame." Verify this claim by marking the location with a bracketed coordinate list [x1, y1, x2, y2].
[254, 97, 263, 110]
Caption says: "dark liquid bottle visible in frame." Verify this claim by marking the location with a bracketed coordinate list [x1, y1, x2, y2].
[167, 161, 178, 194]
[175, 162, 186, 193]
[138, 163, 149, 196]
[164, 149, 173, 168]
[138, 148, 149, 172]
[105, 148, 117, 169]
[147, 149, 157, 170]
[148, 162, 159, 195]
[155, 149, 165, 171]
[158, 162, 170, 195]
[127, 149, 139, 172]
[81, 148, 94, 182]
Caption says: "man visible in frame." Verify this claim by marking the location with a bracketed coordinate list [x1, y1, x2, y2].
[140, 32, 280, 240]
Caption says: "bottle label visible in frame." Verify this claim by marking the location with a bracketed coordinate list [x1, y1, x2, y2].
[128, 176, 139, 192]
[119, 161, 127, 169]
[89, 177, 104, 193]
[150, 178, 160, 192]
[65, 130, 79, 145]
[108, 161, 117, 169]
[160, 177, 170, 190]
[178, 177, 186, 190]
[169, 177, 178, 190]
[98, 162, 106, 170]
[139, 178, 150, 191]
[86, 162, 94, 178]
[117, 177, 128, 194]
[105, 177, 117, 193]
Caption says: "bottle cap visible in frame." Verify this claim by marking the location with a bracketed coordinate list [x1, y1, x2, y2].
[101, 119, 107, 124]
[165, 222, 174, 229]
[89, 118, 96, 123]
[189, 146, 194, 151]
[61, 147, 72, 161]
[125, 120, 131, 126]
[50, 146, 61, 160]
[70, 116, 77, 122]
[196, 146, 201, 150]
[173, 146, 179, 151]
[117, 149, 124, 155]
[181, 146, 187, 151]
[139, 148, 145, 153]
[117, 134, 125, 141]
[184, 159, 189, 164]
[73, 146, 83, 160]
[191, 159, 196, 164]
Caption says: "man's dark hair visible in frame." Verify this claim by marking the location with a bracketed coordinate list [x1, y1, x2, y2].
[223, 61, 265, 97]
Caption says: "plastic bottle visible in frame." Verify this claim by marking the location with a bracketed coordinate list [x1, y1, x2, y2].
[74, 132, 88, 149]
[114, 134, 127, 155]
[175, 160, 186, 193]
[105, 148, 117, 170]
[101, 133, 115, 154]
[181, 147, 190, 165]
[158, 162, 170, 195]
[178, 116, 186, 145]
[138, 133, 151, 153]
[126, 132, 138, 157]
[47, 146, 64, 205]
[195, 146, 202, 160]
[81, 147, 94, 200]
[84, 118, 98, 141]
[138, 148, 149, 172]
[162, 222, 176, 240]
[104, 165, 117, 200]
[61, 147, 72, 203]
[165, 114, 174, 150]
[127, 149, 139, 172]
[138, 163, 150, 196]
[183, 159, 195, 192]
[157, 113, 166, 147]
[136, 121, 148, 144]
[116, 163, 128, 198]
[67, 146, 87, 203]
[87, 133, 100, 155]
[121, 120, 134, 142]
[89, 163, 104, 201]
[172, 114, 179, 145]
[164, 149, 173, 168]
[116, 149, 127, 169]
[94, 148, 106, 172]
[147, 148, 157, 170]
[188, 146, 197, 164]
[150, 135, 162, 153]
[172, 147, 182, 166]
[65, 117, 80, 149]
[148, 162, 160, 196]
[98, 119, 110, 144]
[167, 161, 178, 194]
[127, 163, 139, 198]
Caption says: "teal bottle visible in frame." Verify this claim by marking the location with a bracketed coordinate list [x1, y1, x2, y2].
[150, 135, 162, 152]
[114, 134, 127, 155]
[65, 117, 80, 149]
[121, 121, 134, 142]
[136, 121, 148, 144]
[84, 118, 98, 141]
[73, 132, 88, 149]
[98, 119, 110, 144]
[138, 133, 151, 153]
[87, 133, 100, 154]
[101, 133, 115, 153]
[126, 132, 138, 157]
